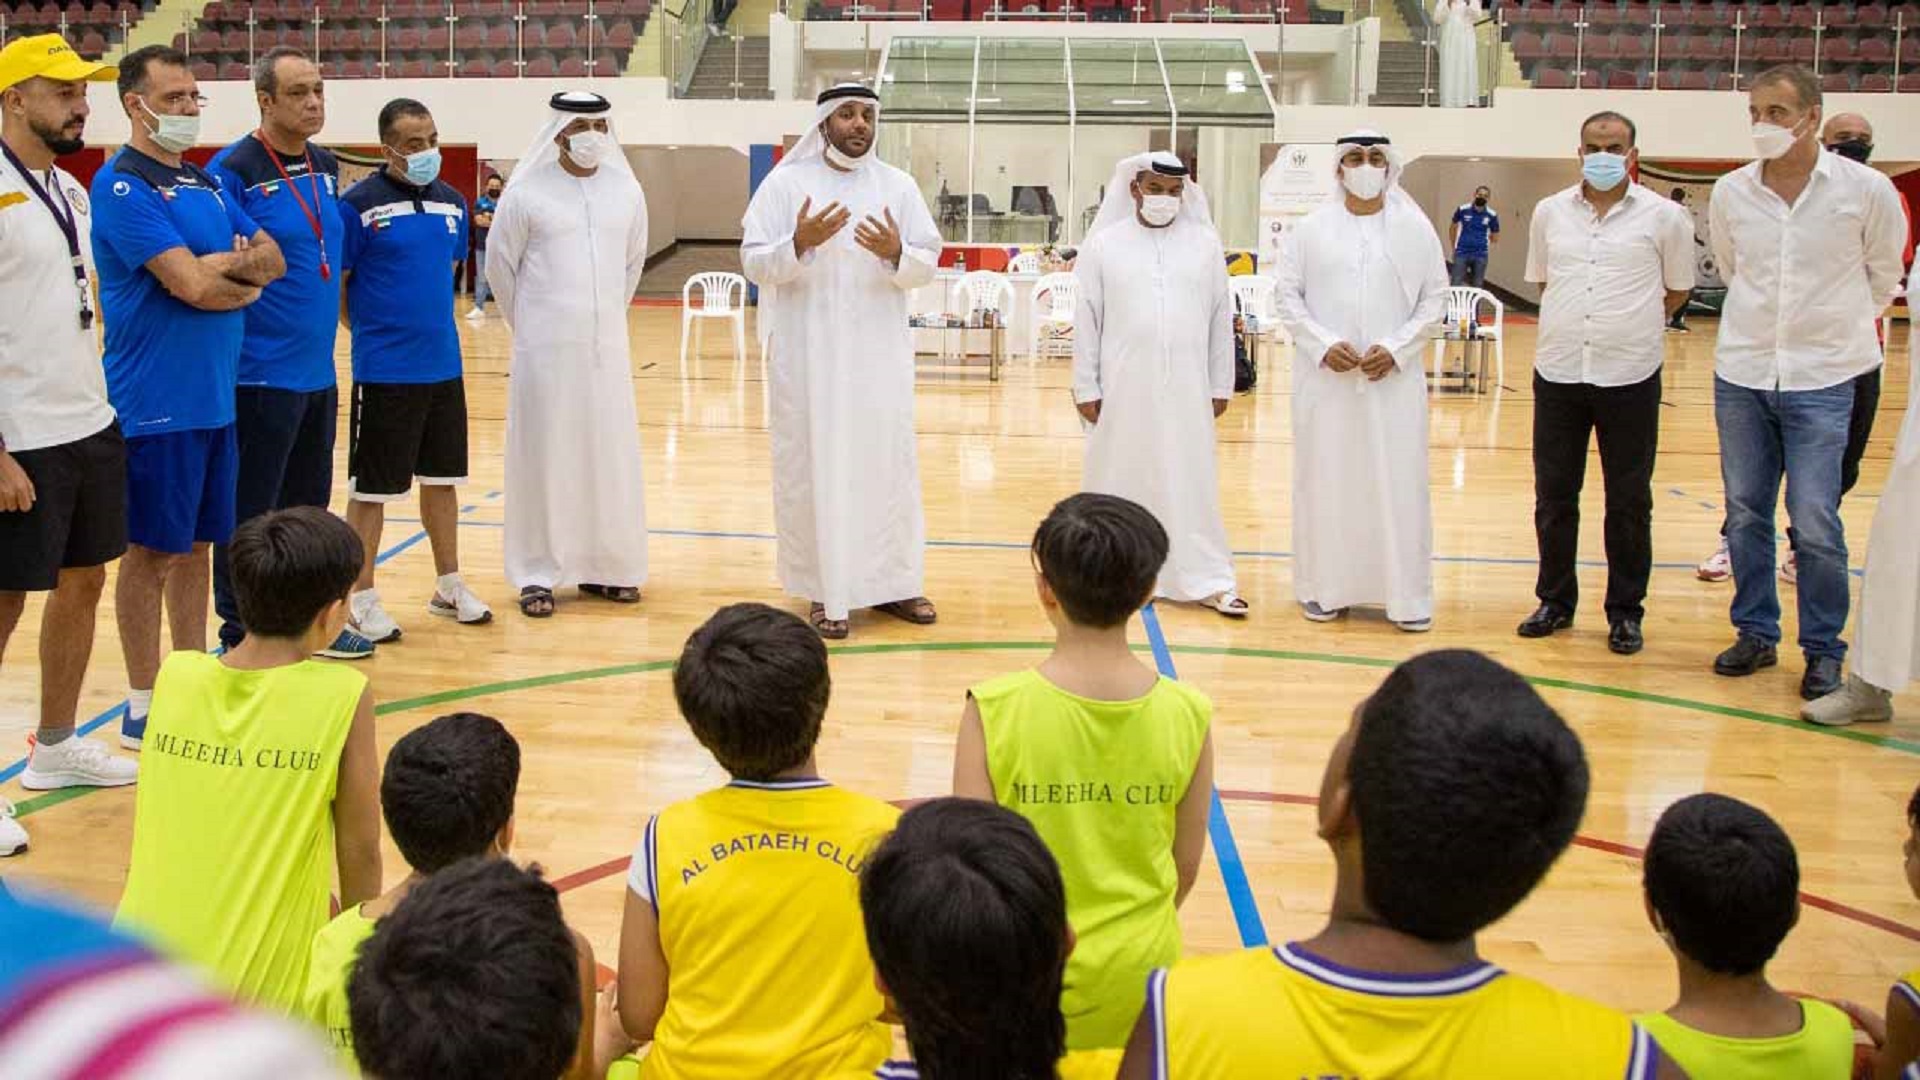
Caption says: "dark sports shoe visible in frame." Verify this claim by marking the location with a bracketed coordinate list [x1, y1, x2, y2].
[1713, 635, 1777, 677]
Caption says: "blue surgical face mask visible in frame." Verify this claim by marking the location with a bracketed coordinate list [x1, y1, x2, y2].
[390, 145, 441, 186]
[1582, 150, 1628, 192]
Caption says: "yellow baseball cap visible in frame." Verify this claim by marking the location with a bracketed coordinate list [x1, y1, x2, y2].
[0, 35, 118, 95]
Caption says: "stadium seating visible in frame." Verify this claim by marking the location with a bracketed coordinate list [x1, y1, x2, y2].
[0, 1, 153, 59]
[1502, 0, 1914, 93]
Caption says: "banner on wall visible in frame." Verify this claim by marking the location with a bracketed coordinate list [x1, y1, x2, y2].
[1257, 143, 1339, 272]
[1637, 160, 1738, 298]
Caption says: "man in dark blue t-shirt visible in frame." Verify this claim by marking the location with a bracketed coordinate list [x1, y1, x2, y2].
[337, 97, 489, 644]
[90, 45, 283, 749]
[1448, 184, 1499, 287]
[206, 47, 369, 661]
[465, 171, 501, 319]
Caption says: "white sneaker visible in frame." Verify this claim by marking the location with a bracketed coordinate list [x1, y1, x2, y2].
[1778, 549, 1798, 587]
[1394, 617, 1434, 633]
[1697, 538, 1732, 582]
[1801, 673, 1894, 727]
[429, 574, 494, 625]
[1301, 601, 1346, 623]
[351, 589, 403, 644]
[20, 735, 139, 790]
[0, 799, 26, 857]
[465, 306, 484, 320]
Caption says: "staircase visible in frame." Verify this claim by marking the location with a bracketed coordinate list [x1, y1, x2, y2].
[684, 35, 772, 99]
[1372, 39, 1431, 104]
[113, 0, 208, 61]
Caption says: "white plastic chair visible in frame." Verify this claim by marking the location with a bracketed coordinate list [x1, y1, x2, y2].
[680, 271, 748, 374]
[1007, 251, 1042, 275]
[1029, 272, 1077, 360]
[949, 270, 1014, 321]
[1229, 274, 1288, 340]
[1428, 285, 1504, 391]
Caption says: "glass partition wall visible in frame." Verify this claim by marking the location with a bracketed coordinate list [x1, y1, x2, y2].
[876, 35, 1274, 249]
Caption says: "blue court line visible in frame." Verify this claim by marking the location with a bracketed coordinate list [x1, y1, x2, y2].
[386, 517, 1870, 578]
[0, 493, 503, 786]
[1140, 601, 1269, 949]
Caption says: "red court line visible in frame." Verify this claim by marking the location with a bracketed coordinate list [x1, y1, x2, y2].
[544, 789, 1920, 945]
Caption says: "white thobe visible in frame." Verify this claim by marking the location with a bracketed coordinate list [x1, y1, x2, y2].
[740, 157, 940, 620]
[487, 165, 650, 591]
[1434, 0, 1482, 107]
[1277, 204, 1448, 622]
[1854, 323, 1920, 691]
[1073, 217, 1237, 602]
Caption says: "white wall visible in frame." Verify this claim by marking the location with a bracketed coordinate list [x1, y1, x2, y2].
[1400, 158, 1575, 303]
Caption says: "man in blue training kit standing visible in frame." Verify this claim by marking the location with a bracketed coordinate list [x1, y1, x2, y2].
[91, 45, 284, 750]
[1449, 183, 1499, 288]
[206, 46, 370, 660]
[338, 96, 491, 642]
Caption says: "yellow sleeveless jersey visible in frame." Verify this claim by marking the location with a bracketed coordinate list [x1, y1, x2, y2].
[864, 1048, 1122, 1079]
[302, 902, 378, 1069]
[116, 651, 364, 1011]
[1151, 943, 1657, 1079]
[631, 779, 899, 1080]
[1635, 1001, 1852, 1080]
[974, 670, 1210, 1050]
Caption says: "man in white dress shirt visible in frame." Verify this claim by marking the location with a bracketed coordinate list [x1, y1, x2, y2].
[1707, 64, 1906, 701]
[1516, 111, 1694, 656]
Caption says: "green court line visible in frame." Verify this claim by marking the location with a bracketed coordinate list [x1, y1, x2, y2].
[16, 641, 1910, 818]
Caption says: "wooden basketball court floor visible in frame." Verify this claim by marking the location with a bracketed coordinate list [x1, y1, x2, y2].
[4, 308, 1917, 1016]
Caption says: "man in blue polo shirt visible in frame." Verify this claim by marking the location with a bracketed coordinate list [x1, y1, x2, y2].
[91, 45, 284, 749]
[1449, 184, 1499, 287]
[206, 46, 370, 661]
[338, 96, 491, 643]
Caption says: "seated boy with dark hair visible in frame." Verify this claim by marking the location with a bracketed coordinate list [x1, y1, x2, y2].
[1635, 792, 1853, 1078]
[859, 796, 1120, 1079]
[617, 602, 899, 1078]
[953, 492, 1213, 1049]
[348, 857, 580, 1080]
[117, 506, 382, 1010]
[1119, 649, 1685, 1079]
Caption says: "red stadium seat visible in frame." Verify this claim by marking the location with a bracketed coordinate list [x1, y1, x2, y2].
[1860, 35, 1894, 62]
[399, 58, 429, 76]
[559, 54, 587, 75]
[1674, 69, 1710, 90]
[1859, 72, 1893, 90]
[1512, 29, 1546, 58]
[192, 59, 218, 79]
[459, 57, 491, 75]
[1606, 67, 1644, 88]
[1534, 64, 1573, 87]
[344, 59, 370, 77]
[1823, 36, 1860, 64]
[492, 59, 518, 76]
[222, 60, 251, 79]
[524, 52, 557, 75]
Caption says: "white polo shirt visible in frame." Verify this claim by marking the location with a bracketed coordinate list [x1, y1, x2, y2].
[1526, 182, 1696, 387]
[1709, 149, 1907, 392]
[0, 151, 112, 452]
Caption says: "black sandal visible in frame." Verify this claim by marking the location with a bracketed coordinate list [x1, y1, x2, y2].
[874, 597, 938, 625]
[809, 602, 850, 640]
[579, 583, 641, 604]
[518, 586, 556, 618]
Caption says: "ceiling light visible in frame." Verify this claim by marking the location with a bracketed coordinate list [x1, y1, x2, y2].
[1111, 97, 1149, 105]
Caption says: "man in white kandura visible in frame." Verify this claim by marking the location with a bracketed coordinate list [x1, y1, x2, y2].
[487, 91, 649, 619]
[1073, 150, 1245, 617]
[740, 83, 942, 641]
[1804, 294, 1920, 727]
[1275, 129, 1448, 632]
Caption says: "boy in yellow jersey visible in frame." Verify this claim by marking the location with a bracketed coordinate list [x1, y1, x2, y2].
[952, 493, 1213, 1050]
[117, 506, 382, 1011]
[1851, 783, 1920, 1079]
[1636, 793, 1854, 1079]
[349, 857, 588, 1080]
[857, 797, 1122, 1080]
[616, 603, 899, 1079]
[1118, 650, 1688, 1080]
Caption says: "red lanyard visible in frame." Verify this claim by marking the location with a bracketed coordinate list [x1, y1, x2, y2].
[253, 130, 330, 281]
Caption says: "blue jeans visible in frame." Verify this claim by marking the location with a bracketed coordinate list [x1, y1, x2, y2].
[472, 245, 491, 307]
[1450, 255, 1487, 287]
[1714, 376, 1853, 660]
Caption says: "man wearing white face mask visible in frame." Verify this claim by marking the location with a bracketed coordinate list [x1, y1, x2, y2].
[1073, 150, 1244, 617]
[1516, 111, 1693, 657]
[92, 44, 283, 756]
[740, 83, 942, 640]
[336, 97, 490, 643]
[487, 91, 650, 620]
[1274, 130, 1447, 632]
[1707, 64, 1907, 702]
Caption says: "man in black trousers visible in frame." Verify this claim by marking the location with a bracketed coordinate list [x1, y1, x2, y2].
[1517, 111, 1695, 655]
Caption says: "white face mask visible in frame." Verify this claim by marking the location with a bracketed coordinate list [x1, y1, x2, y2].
[566, 129, 614, 167]
[1138, 193, 1180, 227]
[1342, 164, 1388, 200]
[140, 97, 200, 154]
[823, 140, 870, 170]
[1751, 118, 1804, 161]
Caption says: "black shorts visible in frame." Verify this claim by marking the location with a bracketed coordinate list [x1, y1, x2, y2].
[0, 422, 128, 591]
[348, 378, 469, 502]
